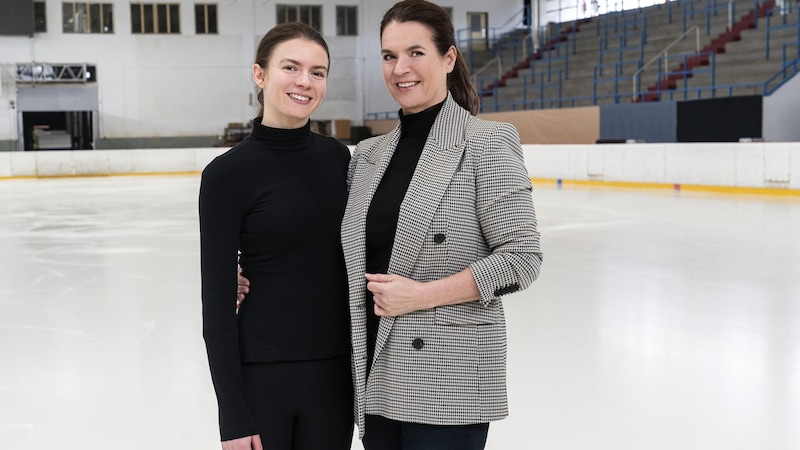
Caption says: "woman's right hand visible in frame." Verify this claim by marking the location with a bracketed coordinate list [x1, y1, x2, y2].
[237, 265, 251, 309]
[222, 434, 262, 450]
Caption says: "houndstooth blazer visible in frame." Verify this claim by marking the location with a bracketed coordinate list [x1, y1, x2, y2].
[341, 94, 543, 438]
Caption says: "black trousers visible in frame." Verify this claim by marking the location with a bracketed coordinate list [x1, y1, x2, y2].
[363, 414, 490, 450]
[242, 354, 353, 450]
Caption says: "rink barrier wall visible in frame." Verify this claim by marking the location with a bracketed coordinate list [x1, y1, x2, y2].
[1, 143, 799, 195]
[0, 148, 225, 179]
[523, 142, 800, 195]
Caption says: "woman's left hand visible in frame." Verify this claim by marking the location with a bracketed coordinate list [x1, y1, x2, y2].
[365, 273, 427, 317]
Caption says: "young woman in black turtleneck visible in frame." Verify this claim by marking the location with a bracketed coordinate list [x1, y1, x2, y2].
[199, 23, 353, 450]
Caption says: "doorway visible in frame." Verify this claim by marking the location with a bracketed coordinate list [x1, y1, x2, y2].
[16, 85, 99, 151]
[22, 111, 94, 151]
[467, 12, 489, 51]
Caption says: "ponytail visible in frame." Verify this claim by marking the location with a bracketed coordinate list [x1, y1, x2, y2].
[448, 49, 481, 116]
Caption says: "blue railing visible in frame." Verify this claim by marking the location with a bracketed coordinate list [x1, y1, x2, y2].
[493, 35, 535, 67]
[596, 8, 648, 37]
[655, 51, 716, 97]
[765, 45, 800, 93]
[599, 32, 646, 72]
[683, 0, 731, 35]
[765, 9, 800, 59]
[524, 70, 565, 108]
[595, 60, 644, 103]
[532, 41, 571, 79]
[479, 56, 796, 110]
[474, 74, 500, 97]
[782, 40, 800, 61]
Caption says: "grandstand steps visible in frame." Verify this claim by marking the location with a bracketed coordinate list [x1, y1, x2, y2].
[640, 1, 793, 102]
[472, 0, 798, 112]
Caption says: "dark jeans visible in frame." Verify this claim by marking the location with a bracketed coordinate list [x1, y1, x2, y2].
[363, 414, 489, 450]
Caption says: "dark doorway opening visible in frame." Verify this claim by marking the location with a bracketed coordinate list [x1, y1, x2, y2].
[22, 111, 94, 151]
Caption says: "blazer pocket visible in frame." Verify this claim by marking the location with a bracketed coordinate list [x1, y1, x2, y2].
[435, 301, 500, 326]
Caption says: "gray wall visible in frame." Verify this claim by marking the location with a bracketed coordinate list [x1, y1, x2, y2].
[599, 101, 677, 143]
[763, 73, 800, 142]
[17, 86, 99, 111]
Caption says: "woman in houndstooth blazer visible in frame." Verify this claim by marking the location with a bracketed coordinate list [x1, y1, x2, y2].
[341, 1, 544, 448]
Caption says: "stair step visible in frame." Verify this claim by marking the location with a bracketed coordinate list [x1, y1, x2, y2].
[469, 0, 791, 110]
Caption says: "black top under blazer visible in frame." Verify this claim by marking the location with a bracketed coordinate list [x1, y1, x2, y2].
[341, 94, 544, 438]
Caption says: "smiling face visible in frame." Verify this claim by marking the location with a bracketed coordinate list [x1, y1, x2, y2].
[253, 38, 329, 129]
[380, 20, 456, 115]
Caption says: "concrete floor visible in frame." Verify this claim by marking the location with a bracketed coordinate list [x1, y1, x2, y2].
[0, 175, 798, 449]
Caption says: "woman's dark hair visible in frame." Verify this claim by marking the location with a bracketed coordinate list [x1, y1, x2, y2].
[254, 22, 330, 117]
[380, 0, 480, 115]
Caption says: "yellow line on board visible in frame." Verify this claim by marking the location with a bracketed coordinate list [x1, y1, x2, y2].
[0, 171, 201, 181]
[108, 171, 201, 178]
[2, 173, 798, 198]
[531, 178, 800, 197]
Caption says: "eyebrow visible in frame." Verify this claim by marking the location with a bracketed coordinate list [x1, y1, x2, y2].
[381, 44, 426, 54]
[280, 58, 328, 71]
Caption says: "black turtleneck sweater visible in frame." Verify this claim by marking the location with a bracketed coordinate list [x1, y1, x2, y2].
[365, 100, 444, 367]
[199, 119, 351, 441]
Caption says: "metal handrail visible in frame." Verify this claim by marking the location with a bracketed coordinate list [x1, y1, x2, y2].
[471, 56, 502, 85]
[632, 25, 701, 101]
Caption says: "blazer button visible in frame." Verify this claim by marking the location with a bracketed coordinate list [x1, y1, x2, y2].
[412, 338, 425, 350]
[433, 233, 446, 244]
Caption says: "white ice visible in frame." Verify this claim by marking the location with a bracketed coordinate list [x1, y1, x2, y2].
[0, 175, 798, 449]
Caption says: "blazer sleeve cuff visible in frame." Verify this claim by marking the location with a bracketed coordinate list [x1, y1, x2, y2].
[470, 259, 522, 306]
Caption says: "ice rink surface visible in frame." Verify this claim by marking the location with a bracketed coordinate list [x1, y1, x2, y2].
[0, 174, 798, 450]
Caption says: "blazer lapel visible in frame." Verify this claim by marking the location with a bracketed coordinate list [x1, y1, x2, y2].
[388, 95, 469, 277]
[350, 127, 401, 226]
[344, 125, 401, 286]
[343, 126, 402, 384]
[373, 95, 470, 359]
